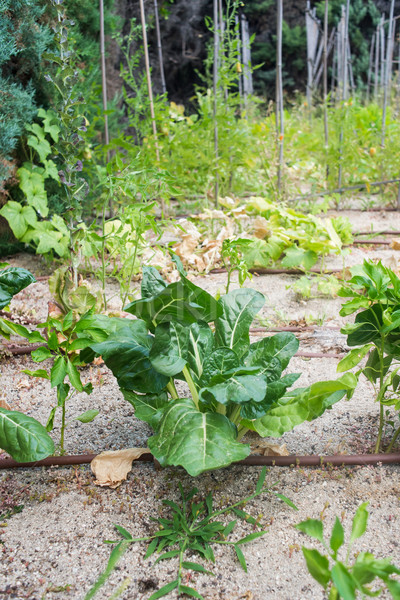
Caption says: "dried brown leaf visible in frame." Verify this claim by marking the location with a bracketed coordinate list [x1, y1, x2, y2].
[91, 448, 149, 488]
[390, 239, 400, 251]
[250, 442, 289, 457]
[0, 399, 11, 410]
[253, 216, 270, 239]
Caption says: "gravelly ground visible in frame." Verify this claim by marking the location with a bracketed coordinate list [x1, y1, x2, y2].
[1, 208, 400, 600]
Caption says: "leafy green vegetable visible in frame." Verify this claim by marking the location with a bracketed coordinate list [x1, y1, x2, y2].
[86, 268, 355, 475]
[0, 267, 36, 310]
[0, 408, 54, 462]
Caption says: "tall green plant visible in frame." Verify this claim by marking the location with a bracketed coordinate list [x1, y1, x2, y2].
[337, 260, 400, 453]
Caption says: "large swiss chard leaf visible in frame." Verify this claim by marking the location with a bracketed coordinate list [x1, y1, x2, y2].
[141, 266, 167, 299]
[0, 408, 54, 462]
[87, 320, 168, 394]
[245, 333, 299, 377]
[125, 280, 221, 327]
[244, 375, 357, 437]
[0, 267, 36, 310]
[200, 348, 240, 386]
[122, 390, 169, 430]
[150, 321, 189, 377]
[148, 398, 250, 476]
[199, 374, 268, 419]
[214, 289, 265, 359]
[187, 321, 214, 385]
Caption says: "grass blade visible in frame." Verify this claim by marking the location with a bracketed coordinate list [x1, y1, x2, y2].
[84, 540, 130, 600]
[154, 550, 180, 563]
[114, 525, 133, 540]
[234, 544, 248, 572]
[236, 531, 266, 545]
[182, 561, 214, 575]
[274, 493, 299, 511]
[255, 467, 267, 494]
[144, 538, 158, 559]
[179, 584, 204, 599]
[148, 579, 179, 600]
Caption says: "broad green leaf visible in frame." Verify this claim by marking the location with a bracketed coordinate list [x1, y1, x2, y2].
[302, 548, 331, 588]
[0, 202, 37, 239]
[386, 579, 400, 599]
[350, 503, 369, 543]
[122, 390, 169, 429]
[22, 369, 49, 379]
[62, 311, 74, 332]
[215, 289, 265, 359]
[353, 552, 400, 585]
[296, 519, 324, 543]
[150, 321, 189, 376]
[27, 134, 51, 163]
[125, 279, 221, 326]
[18, 167, 48, 216]
[50, 356, 67, 387]
[363, 349, 392, 384]
[331, 562, 357, 600]
[75, 410, 99, 423]
[148, 398, 250, 476]
[330, 518, 345, 555]
[199, 374, 268, 420]
[0, 408, 54, 462]
[200, 347, 240, 386]
[248, 376, 356, 437]
[88, 320, 169, 394]
[245, 332, 299, 376]
[66, 360, 83, 392]
[339, 296, 371, 317]
[282, 246, 318, 270]
[346, 306, 383, 346]
[31, 346, 52, 362]
[187, 322, 214, 385]
[337, 344, 374, 373]
[141, 266, 167, 298]
[0, 267, 36, 309]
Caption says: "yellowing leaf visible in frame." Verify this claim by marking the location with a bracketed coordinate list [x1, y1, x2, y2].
[390, 239, 400, 251]
[90, 448, 149, 488]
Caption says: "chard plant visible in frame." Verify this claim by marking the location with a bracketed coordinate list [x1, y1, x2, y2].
[82, 257, 356, 476]
[0, 266, 54, 462]
[337, 260, 400, 453]
[297, 503, 400, 600]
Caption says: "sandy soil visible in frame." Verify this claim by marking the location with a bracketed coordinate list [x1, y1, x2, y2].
[1, 208, 400, 600]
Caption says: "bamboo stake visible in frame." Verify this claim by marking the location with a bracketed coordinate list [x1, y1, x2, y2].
[99, 0, 109, 148]
[338, 1, 349, 191]
[382, 0, 395, 147]
[213, 0, 219, 206]
[367, 32, 375, 103]
[139, 0, 160, 163]
[235, 14, 243, 110]
[276, 0, 284, 196]
[323, 0, 329, 153]
[154, 0, 166, 95]
[380, 14, 386, 102]
[374, 23, 380, 100]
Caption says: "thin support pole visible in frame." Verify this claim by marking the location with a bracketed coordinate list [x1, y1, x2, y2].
[367, 32, 375, 103]
[154, 0, 166, 95]
[382, 0, 395, 147]
[323, 0, 329, 157]
[276, 0, 284, 196]
[213, 0, 219, 206]
[99, 0, 109, 148]
[374, 23, 380, 100]
[338, 1, 349, 191]
[139, 0, 160, 164]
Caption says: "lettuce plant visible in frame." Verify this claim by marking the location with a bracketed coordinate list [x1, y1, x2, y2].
[82, 260, 355, 476]
[338, 260, 400, 453]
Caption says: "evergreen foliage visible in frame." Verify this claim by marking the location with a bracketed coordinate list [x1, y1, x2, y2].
[0, 0, 52, 194]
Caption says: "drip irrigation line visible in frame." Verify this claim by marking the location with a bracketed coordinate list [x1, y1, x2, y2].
[250, 325, 341, 333]
[295, 351, 345, 358]
[1, 343, 44, 356]
[211, 267, 342, 275]
[288, 178, 400, 203]
[1, 452, 399, 470]
[352, 239, 391, 245]
[353, 230, 400, 236]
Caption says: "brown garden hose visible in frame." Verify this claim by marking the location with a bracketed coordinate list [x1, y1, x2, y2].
[0, 452, 400, 470]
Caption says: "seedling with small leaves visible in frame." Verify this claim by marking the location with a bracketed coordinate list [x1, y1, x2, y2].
[296, 503, 400, 599]
[85, 467, 297, 600]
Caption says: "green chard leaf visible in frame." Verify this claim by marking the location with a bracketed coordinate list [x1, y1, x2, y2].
[0, 267, 36, 310]
[150, 321, 189, 376]
[122, 390, 169, 430]
[215, 288, 265, 359]
[148, 398, 250, 476]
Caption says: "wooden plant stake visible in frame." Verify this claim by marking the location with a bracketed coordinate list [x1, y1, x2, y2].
[154, 0, 166, 96]
[367, 32, 375, 103]
[213, 0, 219, 207]
[276, 0, 284, 196]
[323, 0, 329, 178]
[139, 0, 160, 164]
[382, 0, 395, 147]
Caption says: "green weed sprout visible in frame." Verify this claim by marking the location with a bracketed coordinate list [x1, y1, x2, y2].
[296, 503, 400, 600]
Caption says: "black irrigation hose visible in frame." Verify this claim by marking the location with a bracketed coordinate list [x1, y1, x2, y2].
[1, 452, 399, 470]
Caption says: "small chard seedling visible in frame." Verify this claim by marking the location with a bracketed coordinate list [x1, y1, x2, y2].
[85, 467, 297, 600]
[82, 256, 356, 476]
[337, 259, 400, 452]
[296, 502, 400, 599]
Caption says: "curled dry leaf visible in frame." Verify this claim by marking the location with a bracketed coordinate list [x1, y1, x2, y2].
[250, 442, 289, 457]
[0, 399, 11, 410]
[390, 239, 400, 251]
[90, 448, 149, 489]
[253, 216, 270, 239]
